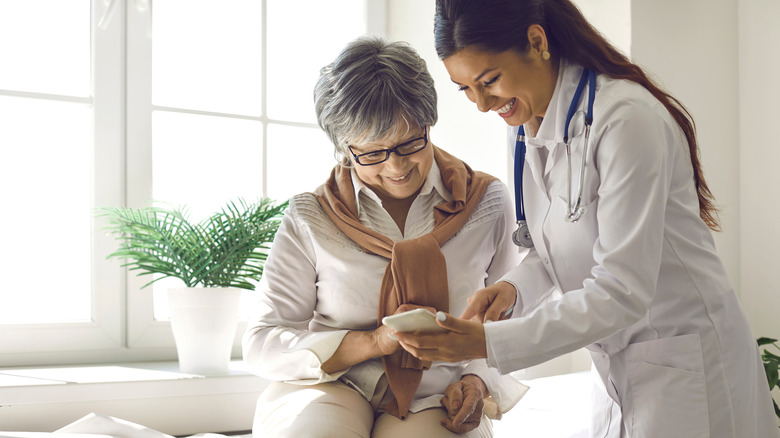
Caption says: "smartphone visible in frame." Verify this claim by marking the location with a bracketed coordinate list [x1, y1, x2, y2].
[381, 308, 446, 333]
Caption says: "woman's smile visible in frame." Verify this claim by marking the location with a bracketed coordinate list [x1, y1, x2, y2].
[386, 169, 414, 184]
[496, 98, 517, 118]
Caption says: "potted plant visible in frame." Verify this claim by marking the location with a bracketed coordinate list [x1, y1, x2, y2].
[758, 337, 780, 420]
[99, 198, 288, 375]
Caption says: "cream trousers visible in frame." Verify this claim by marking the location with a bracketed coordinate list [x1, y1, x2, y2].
[252, 380, 493, 438]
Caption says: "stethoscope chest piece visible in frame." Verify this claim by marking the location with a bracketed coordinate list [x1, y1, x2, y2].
[512, 220, 534, 248]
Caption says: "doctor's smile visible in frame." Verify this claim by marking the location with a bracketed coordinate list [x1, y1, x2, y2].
[496, 97, 517, 118]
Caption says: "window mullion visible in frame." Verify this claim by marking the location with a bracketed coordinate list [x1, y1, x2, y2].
[125, 0, 176, 353]
[261, 0, 268, 198]
[92, 0, 127, 348]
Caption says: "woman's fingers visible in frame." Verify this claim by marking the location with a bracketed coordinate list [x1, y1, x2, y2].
[440, 394, 484, 434]
[443, 381, 464, 413]
[439, 378, 486, 433]
[451, 392, 478, 427]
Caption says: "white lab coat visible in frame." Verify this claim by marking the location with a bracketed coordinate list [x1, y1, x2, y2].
[485, 60, 779, 437]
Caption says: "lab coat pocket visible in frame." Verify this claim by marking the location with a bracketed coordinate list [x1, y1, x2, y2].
[625, 335, 710, 438]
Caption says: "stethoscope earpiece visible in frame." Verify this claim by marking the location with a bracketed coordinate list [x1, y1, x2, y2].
[565, 207, 587, 223]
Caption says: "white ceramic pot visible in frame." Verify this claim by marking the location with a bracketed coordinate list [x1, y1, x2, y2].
[167, 287, 242, 375]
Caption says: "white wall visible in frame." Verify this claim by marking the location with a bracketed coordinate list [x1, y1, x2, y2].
[738, 0, 780, 340]
[574, 0, 632, 56]
[631, 0, 741, 294]
[632, 0, 780, 341]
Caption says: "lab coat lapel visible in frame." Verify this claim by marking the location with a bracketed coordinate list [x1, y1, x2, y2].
[532, 60, 588, 182]
[522, 140, 548, 196]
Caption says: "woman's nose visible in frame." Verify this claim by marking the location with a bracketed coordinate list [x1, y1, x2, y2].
[384, 151, 406, 168]
[474, 89, 492, 113]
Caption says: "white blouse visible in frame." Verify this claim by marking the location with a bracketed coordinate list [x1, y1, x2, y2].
[243, 161, 527, 414]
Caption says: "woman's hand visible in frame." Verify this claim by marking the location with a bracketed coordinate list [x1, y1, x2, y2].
[461, 281, 517, 323]
[374, 304, 438, 356]
[440, 374, 487, 433]
[372, 322, 402, 356]
[394, 312, 487, 362]
[322, 304, 436, 374]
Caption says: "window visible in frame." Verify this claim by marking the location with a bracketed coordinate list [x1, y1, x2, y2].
[0, 0, 383, 366]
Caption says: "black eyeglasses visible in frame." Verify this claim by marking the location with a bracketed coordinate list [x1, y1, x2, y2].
[348, 129, 428, 166]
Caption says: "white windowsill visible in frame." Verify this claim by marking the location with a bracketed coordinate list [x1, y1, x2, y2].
[0, 360, 269, 435]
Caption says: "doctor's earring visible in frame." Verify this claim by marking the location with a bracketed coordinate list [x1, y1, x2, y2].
[541, 50, 551, 61]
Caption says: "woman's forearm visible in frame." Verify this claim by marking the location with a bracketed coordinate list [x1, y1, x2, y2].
[321, 329, 385, 374]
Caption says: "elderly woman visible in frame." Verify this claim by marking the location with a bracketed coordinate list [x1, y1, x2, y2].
[242, 36, 526, 438]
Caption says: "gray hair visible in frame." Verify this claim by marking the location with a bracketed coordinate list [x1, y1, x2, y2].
[314, 36, 438, 165]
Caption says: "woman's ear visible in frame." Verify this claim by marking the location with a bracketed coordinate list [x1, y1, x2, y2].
[526, 24, 549, 58]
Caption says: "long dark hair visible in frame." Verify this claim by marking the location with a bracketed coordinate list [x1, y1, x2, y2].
[434, 0, 720, 231]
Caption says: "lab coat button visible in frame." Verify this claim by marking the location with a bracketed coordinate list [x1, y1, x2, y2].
[543, 258, 549, 264]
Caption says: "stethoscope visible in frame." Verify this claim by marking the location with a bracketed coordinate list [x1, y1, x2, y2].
[512, 68, 597, 248]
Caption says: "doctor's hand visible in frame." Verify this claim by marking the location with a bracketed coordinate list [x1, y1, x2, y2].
[461, 281, 517, 323]
[440, 374, 487, 434]
[395, 312, 487, 363]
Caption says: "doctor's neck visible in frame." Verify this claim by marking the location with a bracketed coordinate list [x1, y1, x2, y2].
[524, 116, 544, 137]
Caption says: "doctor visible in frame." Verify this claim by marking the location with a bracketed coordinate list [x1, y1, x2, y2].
[395, 0, 780, 436]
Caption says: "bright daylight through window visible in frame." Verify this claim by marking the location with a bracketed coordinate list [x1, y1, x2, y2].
[0, 0, 372, 366]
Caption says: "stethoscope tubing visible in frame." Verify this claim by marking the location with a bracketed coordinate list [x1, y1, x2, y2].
[513, 67, 597, 247]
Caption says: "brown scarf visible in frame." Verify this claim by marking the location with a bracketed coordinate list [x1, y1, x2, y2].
[314, 146, 495, 418]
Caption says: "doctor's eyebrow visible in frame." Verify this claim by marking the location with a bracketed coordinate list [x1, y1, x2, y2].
[451, 67, 499, 87]
[473, 67, 498, 82]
